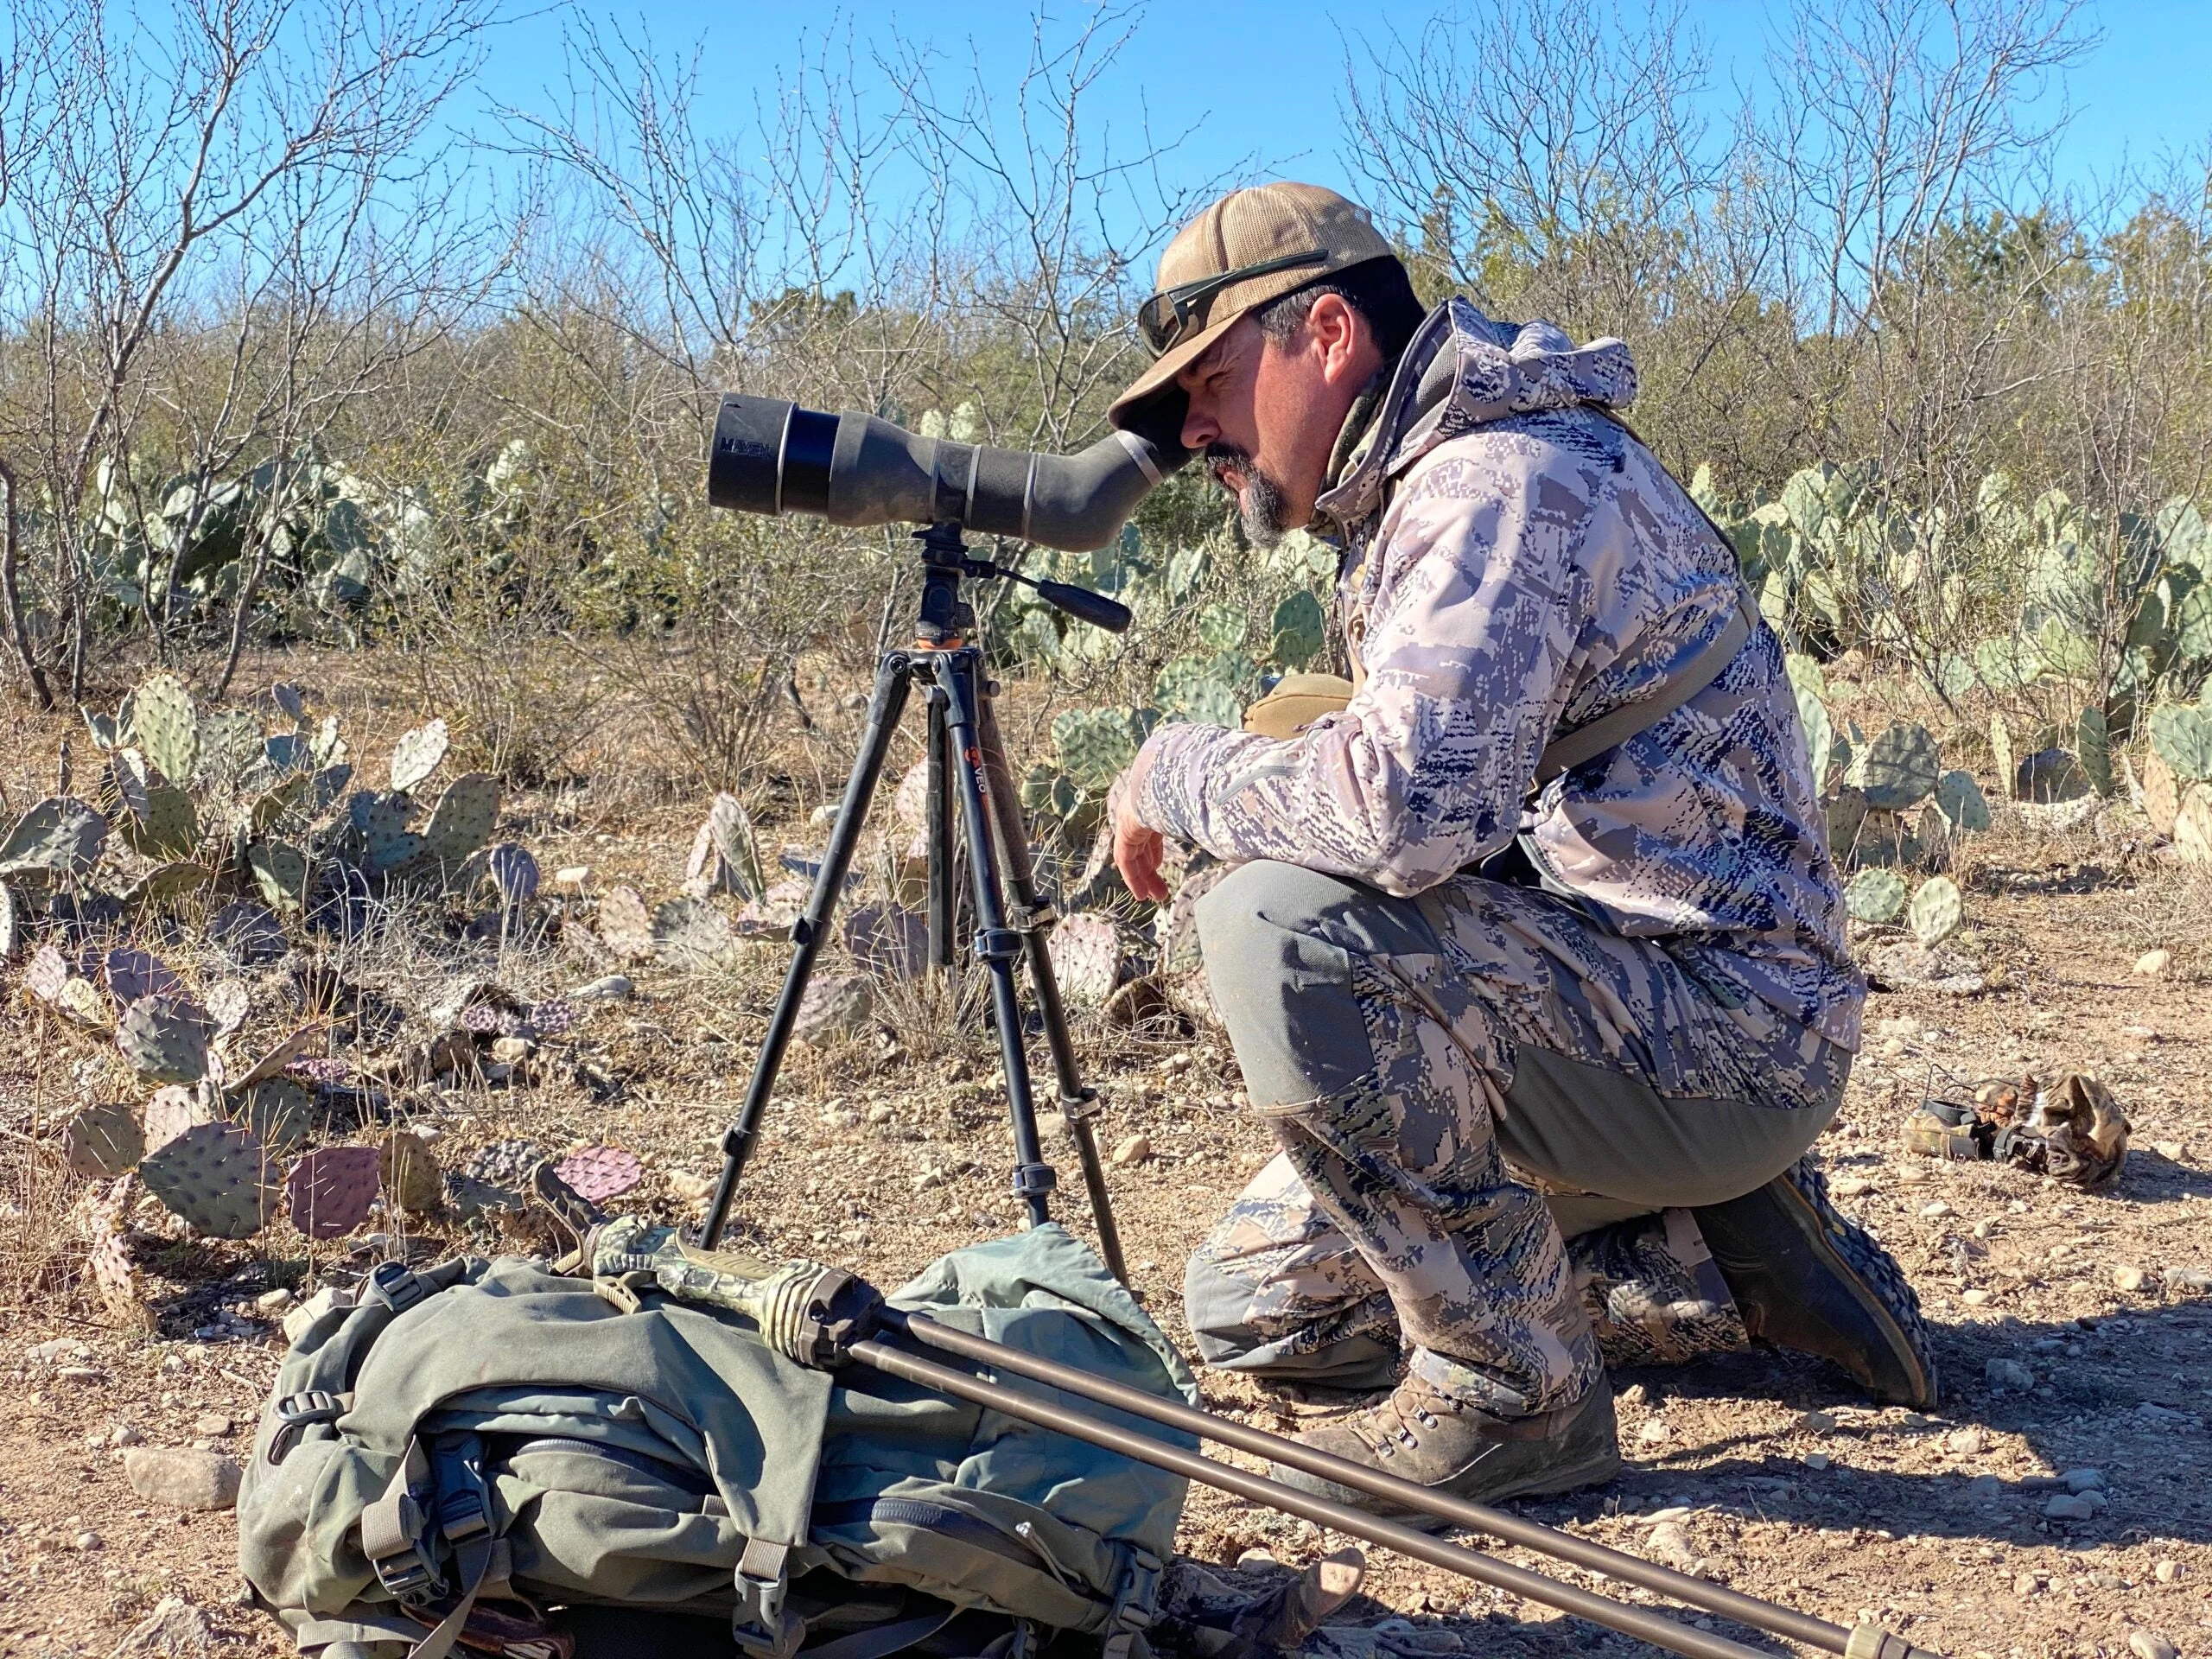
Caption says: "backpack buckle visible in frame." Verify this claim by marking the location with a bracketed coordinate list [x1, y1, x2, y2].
[365, 1261, 428, 1314]
[267, 1389, 348, 1465]
[731, 1537, 804, 1659]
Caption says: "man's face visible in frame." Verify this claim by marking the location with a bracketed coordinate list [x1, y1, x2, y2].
[1173, 294, 1379, 546]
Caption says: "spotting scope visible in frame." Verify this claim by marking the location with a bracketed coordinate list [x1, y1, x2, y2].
[707, 394, 1190, 553]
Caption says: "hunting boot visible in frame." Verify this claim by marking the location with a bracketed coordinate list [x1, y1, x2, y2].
[1691, 1156, 1938, 1408]
[1268, 1376, 1620, 1522]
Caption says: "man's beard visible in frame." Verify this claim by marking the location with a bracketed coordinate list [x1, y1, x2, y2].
[1205, 442, 1295, 547]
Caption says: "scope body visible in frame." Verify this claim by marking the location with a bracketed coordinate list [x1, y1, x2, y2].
[709, 395, 1188, 553]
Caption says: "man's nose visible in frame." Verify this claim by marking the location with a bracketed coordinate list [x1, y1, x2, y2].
[1179, 401, 1218, 452]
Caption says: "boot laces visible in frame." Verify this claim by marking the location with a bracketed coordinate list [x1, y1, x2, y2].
[1346, 1376, 1458, 1459]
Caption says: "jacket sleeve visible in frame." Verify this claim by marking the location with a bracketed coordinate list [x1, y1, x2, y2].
[1129, 437, 1602, 896]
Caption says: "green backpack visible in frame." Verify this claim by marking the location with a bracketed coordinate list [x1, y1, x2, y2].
[238, 1224, 1195, 1659]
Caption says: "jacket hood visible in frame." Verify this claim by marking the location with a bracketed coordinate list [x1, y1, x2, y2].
[1314, 296, 1637, 531]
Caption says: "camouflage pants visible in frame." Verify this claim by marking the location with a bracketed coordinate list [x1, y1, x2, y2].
[1181, 861, 1850, 1417]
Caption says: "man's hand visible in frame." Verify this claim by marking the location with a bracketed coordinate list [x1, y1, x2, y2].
[1107, 758, 1169, 903]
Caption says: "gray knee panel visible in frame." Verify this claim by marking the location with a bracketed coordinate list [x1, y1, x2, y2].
[1194, 861, 1440, 1109]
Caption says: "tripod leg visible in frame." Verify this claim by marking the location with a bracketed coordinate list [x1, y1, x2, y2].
[975, 689, 1128, 1283]
[934, 652, 1055, 1230]
[924, 689, 956, 976]
[698, 656, 915, 1248]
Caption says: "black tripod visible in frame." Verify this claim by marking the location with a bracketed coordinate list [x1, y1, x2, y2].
[698, 524, 1128, 1280]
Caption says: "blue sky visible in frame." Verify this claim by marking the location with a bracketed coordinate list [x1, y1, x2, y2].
[471, 0, 2212, 260]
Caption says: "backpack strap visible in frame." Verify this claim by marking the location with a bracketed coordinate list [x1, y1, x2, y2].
[732, 1536, 805, 1659]
[1531, 588, 1757, 789]
[1101, 1544, 1166, 1659]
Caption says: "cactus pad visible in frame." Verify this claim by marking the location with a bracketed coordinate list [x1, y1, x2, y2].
[232, 1023, 326, 1090]
[423, 772, 500, 866]
[527, 997, 574, 1039]
[130, 785, 200, 859]
[63, 1103, 145, 1178]
[1909, 875, 1964, 947]
[143, 1085, 213, 1153]
[273, 683, 309, 724]
[0, 796, 108, 879]
[486, 842, 539, 907]
[56, 976, 110, 1030]
[388, 718, 450, 791]
[115, 995, 212, 1084]
[139, 1122, 278, 1238]
[652, 897, 735, 972]
[118, 860, 213, 906]
[1846, 867, 1908, 925]
[2143, 747, 2181, 838]
[683, 793, 764, 899]
[235, 1080, 315, 1152]
[1267, 589, 1328, 669]
[1050, 912, 1122, 1006]
[378, 1130, 443, 1213]
[85, 1178, 143, 1317]
[2177, 784, 2212, 866]
[249, 839, 310, 912]
[1934, 770, 1992, 834]
[199, 709, 264, 783]
[552, 1144, 643, 1205]
[1153, 656, 1247, 728]
[102, 948, 181, 1005]
[1849, 723, 1941, 810]
[595, 886, 655, 961]
[81, 709, 120, 751]
[24, 942, 74, 1004]
[2016, 747, 2091, 804]
[207, 899, 287, 963]
[287, 1146, 380, 1239]
[842, 902, 927, 979]
[464, 1137, 546, 1188]
[2150, 704, 2212, 785]
[1052, 708, 1141, 790]
[128, 672, 200, 787]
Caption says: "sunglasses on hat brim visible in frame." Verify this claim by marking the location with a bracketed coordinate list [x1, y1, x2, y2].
[1135, 249, 1330, 359]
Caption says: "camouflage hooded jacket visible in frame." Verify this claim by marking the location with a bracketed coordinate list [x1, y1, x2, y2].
[1128, 296, 1865, 1052]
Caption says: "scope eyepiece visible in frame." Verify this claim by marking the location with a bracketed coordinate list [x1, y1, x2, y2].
[708, 394, 1188, 554]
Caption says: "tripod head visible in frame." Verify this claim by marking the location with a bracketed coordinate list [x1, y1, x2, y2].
[911, 522, 1133, 648]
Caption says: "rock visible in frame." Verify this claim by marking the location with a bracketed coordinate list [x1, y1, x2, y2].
[866, 1104, 896, 1126]
[124, 1447, 242, 1510]
[2133, 950, 2171, 977]
[1832, 1175, 1877, 1198]
[2063, 1467, 2106, 1493]
[1637, 1419, 1671, 1444]
[1918, 1200, 1954, 1218]
[192, 1413, 232, 1437]
[666, 1169, 712, 1202]
[2170, 1268, 2212, 1294]
[75, 1529, 101, 1550]
[1948, 1427, 1987, 1456]
[2113, 1264, 2153, 1293]
[569, 974, 633, 1002]
[2155, 1560, 2181, 1583]
[1968, 1475, 2004, 1497]
[1961, 1288, 1995, 1306]
[111, 1423, 144, 1448]
[255, 1287, 294, 1313]
[1111, 1134, 1153, 1167]
[1235, 1548, 1279, 1572]
[2127, 1632, 2178, 1659]
[819, 1107, 861, 1129]
[1804, 1452, 1831, 1471]
[2013, 1573, 2039, 1597]
[796, 975, 874, 1045]
[1796, 1409, 1836, 1433]
[113, 1597, 214, 1656]
[1985, 1357, 2035, 1391]
[489, 1035, 531, 1065]
[1637, 1506, 1692, 1524]
[2154, 1141, 2186, 1160]
[1037, 1111, 1070, 1141]
[555, 866, 591, 888]
[2043, 1492, 2097, 1520]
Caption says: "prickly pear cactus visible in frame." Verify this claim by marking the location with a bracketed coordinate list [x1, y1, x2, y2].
[199, 709, 263, 783]
[0, 796, 108, 879]
[1848, 723, 1941, 811]
[128, 672, 200, 787]
[1846, 867, 1908, 925]
[287, 1146, 380, 1239]
[595, 886, 656, 961]
[84, 1176, 143, 1318]
[102, 948, 180, 1005]
[2151, 703, 2212, 783]
[114, 995, 212, 1084]
[138, 1122, 279, 1238]
[1154, 657, 1247, 728]
[231, 1023, 325, 1091]
[422, 772, 500, 867]
[527, 997, 574, 1039]
[2075, 706, 2113, 797]
[1051, 912, 1122, 1006]
[0, 881, 15, 961]
[24, 942, 76, 1005]
[485, 842, 539, 907]
[684, 794, 764, 899]
[2142, 747, 2182, 839]
[652, 896, 736, 973]
[842, 902, 927, 979]
[1990, 715, 2016, 801]
[378, 1129, 442, 1213]
[552, 1144, 643, 1205]
[234, 1080, 315, 1152]
[249, 840, 310, 912]
[1052, 709, 1141, 790]
[1909, 875, 1963, 946]
[143, 1084, 213, 1153]
[63, 1103, 145, 1178]
[2177, 784, 2212, 866]
[389, 718, 449, 791]
[1267, 590, 1328, 669]
[1934, 770, 1992, 834]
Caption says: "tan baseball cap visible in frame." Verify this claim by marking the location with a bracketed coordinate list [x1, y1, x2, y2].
[1109, 181, 1395, 430]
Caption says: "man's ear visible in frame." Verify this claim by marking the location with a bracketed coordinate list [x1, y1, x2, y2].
[1306, 292, 1365, 384]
